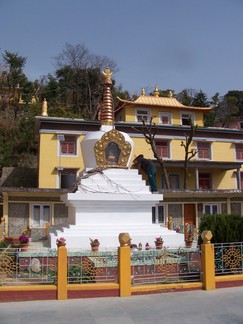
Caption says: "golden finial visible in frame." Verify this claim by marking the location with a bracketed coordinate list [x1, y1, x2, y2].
[153, 85, 159, 97]
[141, 88, 146, 96]
[168, 90, 173, 98]
[102, 67, 112, 85]
[100, 68, 113, 126]
[41, 98, 48, 116]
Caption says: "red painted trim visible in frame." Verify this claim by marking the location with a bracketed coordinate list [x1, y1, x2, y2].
[132, 286, 201, 296]
[0, 290, 56, 303]
[68, 289, 119, 299]
[216, 280, 243, 289]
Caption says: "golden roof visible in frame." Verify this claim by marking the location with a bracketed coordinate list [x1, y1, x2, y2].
[117, 95, 212, 111]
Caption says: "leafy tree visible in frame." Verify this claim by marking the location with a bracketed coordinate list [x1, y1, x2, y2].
[204, 92, 220, 127]
[191, 90, 209, 107]
[214, 95, 239, 127]
[176, 88, 197, 106]
[2, 51, 27, 118]
[199, 214, 243, 243]
[44, 43, 119, 119]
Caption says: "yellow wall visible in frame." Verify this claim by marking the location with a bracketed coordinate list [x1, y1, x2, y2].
[123, 105, 204, 126]
[38, 133, 85, 188]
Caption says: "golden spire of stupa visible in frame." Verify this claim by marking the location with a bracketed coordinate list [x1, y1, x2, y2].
[153, 85, 159, 97]
[41, 98, 48, 116]
[100, 67, 113, 126]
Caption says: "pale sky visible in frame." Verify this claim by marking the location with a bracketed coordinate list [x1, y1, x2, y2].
[1, 0, 243, 99]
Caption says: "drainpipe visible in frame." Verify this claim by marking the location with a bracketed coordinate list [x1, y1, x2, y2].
[195, 167, 199, 190]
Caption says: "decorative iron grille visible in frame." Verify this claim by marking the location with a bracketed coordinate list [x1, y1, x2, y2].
[131, 247, 201, 285]
[67, 251, 118, 284]
[0, 247, 57, 285]
[214, 242, 243, 275]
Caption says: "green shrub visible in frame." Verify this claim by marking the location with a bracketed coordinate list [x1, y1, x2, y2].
[198, 213, 243, 244]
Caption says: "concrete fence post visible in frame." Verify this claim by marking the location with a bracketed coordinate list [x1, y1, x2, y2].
[201, 230, 216, 290]
[118, 233, 132, 297]
[57, 244, 68, 300]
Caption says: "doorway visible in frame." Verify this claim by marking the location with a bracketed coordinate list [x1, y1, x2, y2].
[184, 204, 196, 226]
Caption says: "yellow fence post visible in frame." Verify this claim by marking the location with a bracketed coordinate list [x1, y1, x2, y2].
[201, 230, 216, 290]
[118, 233, 131, 297]
[57, 244, 67, 300]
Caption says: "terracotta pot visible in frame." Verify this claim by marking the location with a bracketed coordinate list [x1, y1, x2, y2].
[91, 243, 99, 251]
[20, 244, 29, 252]
[5, 236, 20, 245]
[57, 243, 66, 247]
[154, 241, 163, 250]
[185, 240, 193, 248]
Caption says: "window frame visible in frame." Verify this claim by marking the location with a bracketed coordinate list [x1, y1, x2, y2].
[161, 174, 180, 189]
[203, 204, 218, 215]
[197, 141, 211, 160]
[235, 143, 243, 160]
[31, 204, 51, 227]
[180, 111, 195, 126]
[155, 140, 170, 159]
[152, 204, 165, 225]
[59, 168, 78, 189]
[199, 173, 212, 190]
[158, 112, 172, 125]
[135, 108, 150, 123]
[59, 135, 77, 156]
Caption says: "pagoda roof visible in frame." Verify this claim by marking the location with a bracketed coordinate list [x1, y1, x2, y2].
[116, 95, 212, 113]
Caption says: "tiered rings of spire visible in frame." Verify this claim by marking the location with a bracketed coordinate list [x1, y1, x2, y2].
[100, 67, 114, 126]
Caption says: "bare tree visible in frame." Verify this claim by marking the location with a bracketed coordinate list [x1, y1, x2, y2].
[181, 121, 198, 189]
[133, 117, 170, 189]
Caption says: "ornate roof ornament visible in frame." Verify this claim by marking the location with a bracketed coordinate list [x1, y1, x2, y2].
[153, 85, 159, 97]
[41, 98, 48, 116]
[168, 90, 173, 98]
[100, 67, 113, 126]
[141, 88, 146, 96]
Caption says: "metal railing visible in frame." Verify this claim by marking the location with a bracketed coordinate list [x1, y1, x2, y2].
[0, 247, 57, 286]
[131, 247, 201, 285]
[67, 251, 118, 284]
[214, 242, 243, 275]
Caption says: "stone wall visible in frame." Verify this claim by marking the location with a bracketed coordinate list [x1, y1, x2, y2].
[54, 204, 68, 225]
[168, 204, 182, 225]
[8, 203, 29, 235]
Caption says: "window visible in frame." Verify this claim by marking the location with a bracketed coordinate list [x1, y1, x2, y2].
[135, 108, 150, 122]
[181, 112, 194, 125]
[159, 112, 172, 125]
[204, 204, 218, 215]
[155, 141, 170, 158]
[60, 135, 77, 155]
[197, 142, 211, 159]
[199, 173, 211, 189]
[60, 169, 77, 189]
[235, 144, 243, 160]
[152, 205, 165, 224]
[32, 204, 51, 227]
[161, 174, 180, 189]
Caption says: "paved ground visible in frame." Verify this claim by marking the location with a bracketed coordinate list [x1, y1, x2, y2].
[0, 287, 242, 324]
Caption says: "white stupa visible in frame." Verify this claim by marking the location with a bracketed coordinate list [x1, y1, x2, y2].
[48, 68, 185, 250]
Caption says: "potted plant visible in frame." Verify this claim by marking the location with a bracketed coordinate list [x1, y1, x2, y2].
[19, 233, 29, 251]
[89, 238, 100, 251]
[154, 236, 163, 249]
[185, 223, 194, 248]
[56, 237, 66, 247]
[185, 233, 194, 248]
